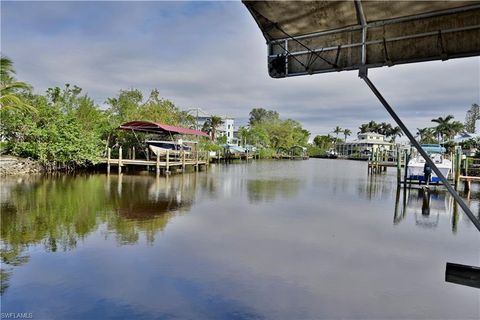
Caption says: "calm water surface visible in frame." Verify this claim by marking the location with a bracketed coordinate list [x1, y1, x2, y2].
[1, 159, 479, 319]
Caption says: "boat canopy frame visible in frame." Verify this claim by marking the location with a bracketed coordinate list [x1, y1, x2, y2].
[119, 121, 210, 138]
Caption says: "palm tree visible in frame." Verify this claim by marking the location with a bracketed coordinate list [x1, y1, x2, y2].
[378, 122, 392, 136]
[202, 116, 224, 141]
[416, 127, 436, 144]
[333, 126, 343, 143]
[431, 115, 455, 143]
[358, 123, 370, 134]
[343, 128, 351, 142]
[358, 121, 381, 134]
[367, 120, 381, 133]
[388, 126, 403, 143]
[0, 56, 35, 112]
[445, 121, 464, 141]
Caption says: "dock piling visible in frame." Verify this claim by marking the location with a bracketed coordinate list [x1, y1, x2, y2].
[454, 147, 461, 190]
[396, 146, 401, 184]
[118, 146, 122, 174]
[107, 147, 111, 174]
[166, 150, 170, 175]
[182, 150, 186, 172]
[146, 148, 150, 171]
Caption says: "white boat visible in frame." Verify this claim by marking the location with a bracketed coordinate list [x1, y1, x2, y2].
[407, 152, 451, 183]
[326, 148, 338, 159]
[146, 140, 192, 157]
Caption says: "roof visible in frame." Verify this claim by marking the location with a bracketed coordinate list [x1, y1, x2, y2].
[340, 139, 393, 145]
[119, 121, 210, 137]
[454, 132, 480, 143]
[358, 132, 385, 137]
[421, 144, 447, 153]
[243, 1, 480, 77]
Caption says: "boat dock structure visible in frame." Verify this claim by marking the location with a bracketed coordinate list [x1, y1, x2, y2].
[368, 146, 480, 192]
[100, 120, 309, 176]
[104, 147, 209, 176]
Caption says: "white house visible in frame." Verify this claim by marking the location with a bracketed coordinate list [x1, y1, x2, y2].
[218, 118, 235, 143]
[336, 132, 394, 156]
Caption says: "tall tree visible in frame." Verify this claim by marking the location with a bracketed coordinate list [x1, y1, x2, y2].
[431, 115, 463, 142]
[0, 56, 35, 112]
[388, 126, 403, 143]
[249, 108, 279, 125]
[378, 122, 392, 136]
[202, 116, 224, 141]
[416, 127, 436, 144]
[464, 103, 479, 133]
[313, 135, 334, 149]
[333, 126, 343, 143]
[343, 129, 351, 142]
[358, 121, 381, 134]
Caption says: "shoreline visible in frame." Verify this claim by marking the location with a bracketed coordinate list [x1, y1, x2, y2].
[0, 156, 44, 176]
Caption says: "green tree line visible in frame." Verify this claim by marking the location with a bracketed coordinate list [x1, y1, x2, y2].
[1, 57, 312, 167]
[237, 108, 310, 156]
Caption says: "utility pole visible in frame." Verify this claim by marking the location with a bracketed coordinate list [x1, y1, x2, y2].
[196, 108, 199, 131]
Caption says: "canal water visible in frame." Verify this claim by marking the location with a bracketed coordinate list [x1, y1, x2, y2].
[1, 159, 479, 319]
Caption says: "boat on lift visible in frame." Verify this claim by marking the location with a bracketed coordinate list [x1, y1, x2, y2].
[407, 144, 451, 183]
[146, 139, 192, 157]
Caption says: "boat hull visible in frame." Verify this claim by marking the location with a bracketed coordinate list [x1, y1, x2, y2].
[146, 141, 191, 158]
[407, 159, 451, 183]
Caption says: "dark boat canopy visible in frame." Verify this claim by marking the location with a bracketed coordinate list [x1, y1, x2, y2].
[242, 0, 480, 77]
[119, 121, 209, 137]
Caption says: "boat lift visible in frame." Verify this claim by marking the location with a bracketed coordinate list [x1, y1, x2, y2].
[243, 0, 480, 288]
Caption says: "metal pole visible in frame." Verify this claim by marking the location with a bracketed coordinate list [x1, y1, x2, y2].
[361, 75, 480, 232]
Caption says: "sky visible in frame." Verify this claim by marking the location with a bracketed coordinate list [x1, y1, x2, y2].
[1, 0, 479, 139]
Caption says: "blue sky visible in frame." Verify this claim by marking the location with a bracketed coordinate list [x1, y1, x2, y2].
[1, 1, 479, 138]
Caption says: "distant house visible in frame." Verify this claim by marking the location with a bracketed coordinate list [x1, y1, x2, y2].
[454, 132, 480, 156]
[336, 132, 394, 156]
[220, 118, 235, 143]
[453, 132, 480, 144]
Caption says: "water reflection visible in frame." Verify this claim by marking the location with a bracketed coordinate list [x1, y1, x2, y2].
[247, 178, 301, 203]
[392, 187, 466, 232]
[0, 174, 197, 295]
[357, 173, 396, 200]
[1, 161, 479, 319]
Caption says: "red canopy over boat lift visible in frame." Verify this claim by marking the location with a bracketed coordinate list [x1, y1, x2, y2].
[119, 121, 209, 138]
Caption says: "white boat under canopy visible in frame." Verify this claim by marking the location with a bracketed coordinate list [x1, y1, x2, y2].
[407, 153, 452, 183]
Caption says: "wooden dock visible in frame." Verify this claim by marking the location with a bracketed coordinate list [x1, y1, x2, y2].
[102, 147, 209, 176]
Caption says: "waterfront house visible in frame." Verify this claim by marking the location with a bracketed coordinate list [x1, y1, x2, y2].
[336, 132, 394, 157]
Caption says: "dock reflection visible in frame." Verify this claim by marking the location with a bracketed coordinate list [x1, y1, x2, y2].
[393, 187, 466, 232]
